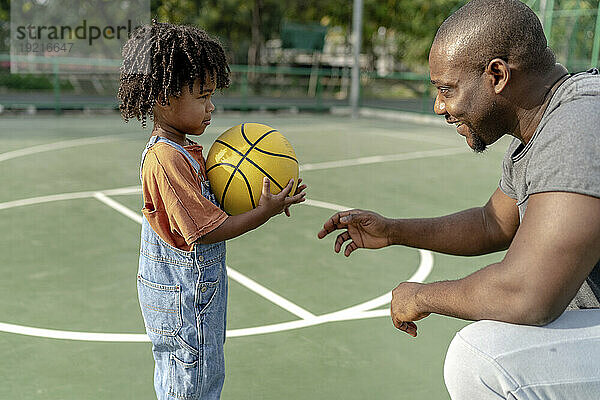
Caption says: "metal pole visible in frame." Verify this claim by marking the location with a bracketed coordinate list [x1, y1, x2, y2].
[543, 0, 555, 43]
[350, 0, 363, 118]
[53, 58, 61, 115]
[591, 6, 600, 68]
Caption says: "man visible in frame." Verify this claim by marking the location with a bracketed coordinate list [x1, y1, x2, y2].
[317, 0, 600, 398]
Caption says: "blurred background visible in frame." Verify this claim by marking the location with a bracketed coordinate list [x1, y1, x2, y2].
[1, 0, 599, 115]
[1, 1, 599, 399]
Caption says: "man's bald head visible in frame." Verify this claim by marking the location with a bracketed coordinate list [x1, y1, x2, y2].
[433, 0, 555, 74]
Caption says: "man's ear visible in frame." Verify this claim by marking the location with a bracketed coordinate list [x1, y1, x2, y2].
[485, 58, 511, 94]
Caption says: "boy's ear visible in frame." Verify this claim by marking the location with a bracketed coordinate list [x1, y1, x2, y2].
[156, 92, 169, 107]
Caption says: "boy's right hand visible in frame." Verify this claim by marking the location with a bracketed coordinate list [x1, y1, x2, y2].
[258, 177, 306, 218]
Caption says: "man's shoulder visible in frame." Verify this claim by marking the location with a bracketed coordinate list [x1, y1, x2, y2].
[549, 69, 600, 109]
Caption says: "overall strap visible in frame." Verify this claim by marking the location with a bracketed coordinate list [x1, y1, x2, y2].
[139, 135, 202, 184]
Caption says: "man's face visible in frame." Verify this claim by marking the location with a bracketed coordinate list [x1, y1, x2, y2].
[156, 76, 216, 136]
[429, 43, 506, 152]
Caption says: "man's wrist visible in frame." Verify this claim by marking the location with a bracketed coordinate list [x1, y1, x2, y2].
[385, 217, 400, 246]
[413, 283, 428, 314]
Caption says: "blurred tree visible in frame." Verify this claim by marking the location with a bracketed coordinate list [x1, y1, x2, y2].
[0, 0, 9, 52]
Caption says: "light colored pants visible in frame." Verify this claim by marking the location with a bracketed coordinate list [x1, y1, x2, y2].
[444, 310, 600, 399]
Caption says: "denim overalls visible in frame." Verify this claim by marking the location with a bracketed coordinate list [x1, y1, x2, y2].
[137, 136, 228, 400]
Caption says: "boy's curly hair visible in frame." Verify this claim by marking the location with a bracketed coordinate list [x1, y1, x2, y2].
[118, 21, 230, 128]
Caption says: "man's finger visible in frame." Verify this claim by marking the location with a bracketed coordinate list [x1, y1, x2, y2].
[284, 205, 290, 217]
[391, 314, 418, 337]
[318, 214, 342, 238]
[344, 241, 358, 257]
[334, 231, 351, 253]
[317, 210, 358, 238]
[401, 322, 418, 337]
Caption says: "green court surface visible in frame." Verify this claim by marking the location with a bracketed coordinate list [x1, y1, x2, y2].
[0, 111, 510, 399]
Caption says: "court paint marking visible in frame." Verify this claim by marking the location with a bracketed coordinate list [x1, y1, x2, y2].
[0, 186, 141, 211]
[0, 188, 433, 342]
[363, 128, 461, 147]
[226, 268, 315, 320]
[0, 134, 132, 162]
[93, 193, 315, 320]
[299, 147, 465, 171]
[94, 192, 143, 224]
[0, 133, 465, 174]
[0, 144, 469, 211]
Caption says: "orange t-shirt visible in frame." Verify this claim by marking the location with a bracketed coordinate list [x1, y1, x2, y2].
[141, 139, 228, 251]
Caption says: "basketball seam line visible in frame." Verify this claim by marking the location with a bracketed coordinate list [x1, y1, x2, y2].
[206, 143, 243, 174]
[219, 129, 279, 209]
[252, 147, 298, 163]
[240, 123, 254, 147]
[237, 169, 256, 209]
[211, 140, 285, 191]
[243, 156, 284, 191]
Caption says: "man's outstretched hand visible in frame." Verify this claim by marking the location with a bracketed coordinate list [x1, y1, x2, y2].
[317, 209, 392, 256]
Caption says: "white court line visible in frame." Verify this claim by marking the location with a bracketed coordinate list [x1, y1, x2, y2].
[299, 147, 464, 171]
[0, 145, 469, 212]
[0, 309, 391, 342]
[0, 186, 140, 211]
[0, 188, 434, 341]
[226, 268, 315, 320]
[0, 135, 131, 162]
[0, 138, 453, 340]
[94, 192, 143, 224]
[304, 199, 351, 212]
[364, 128, 460, 147]
[0, 322, 149, 343]
[324, 249, 433, 318]
[91, 192, 314, 320]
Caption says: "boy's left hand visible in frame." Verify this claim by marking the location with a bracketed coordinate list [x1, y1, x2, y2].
[285, 178, 307, 217]
[258, 177, 306, 218]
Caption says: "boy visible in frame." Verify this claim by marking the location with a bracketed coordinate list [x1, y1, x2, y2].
[118, 21, 306, 399]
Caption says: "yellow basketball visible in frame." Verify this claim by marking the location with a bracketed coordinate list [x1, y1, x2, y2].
[205, 123, 299, 215]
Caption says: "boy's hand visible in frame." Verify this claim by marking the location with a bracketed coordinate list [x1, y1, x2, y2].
[258, 177, 306, 218]
[284, 178, 307, 217]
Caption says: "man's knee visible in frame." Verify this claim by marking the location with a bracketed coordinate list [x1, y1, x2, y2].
[444, 321, 516, 399]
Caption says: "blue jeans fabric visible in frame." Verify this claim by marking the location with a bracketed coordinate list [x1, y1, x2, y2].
[138, 136, 228, 400]
[444, 309, 600, 399]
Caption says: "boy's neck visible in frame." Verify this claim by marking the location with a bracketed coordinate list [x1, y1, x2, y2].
[152, 125, 188, 147]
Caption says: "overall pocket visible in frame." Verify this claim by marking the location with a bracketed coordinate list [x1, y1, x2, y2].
[137, 274, 183, 336]
[168, 351, 200, 399]
[197, 259, 222, 314]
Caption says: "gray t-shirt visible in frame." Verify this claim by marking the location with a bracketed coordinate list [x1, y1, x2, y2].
[499, 69, 600, 309]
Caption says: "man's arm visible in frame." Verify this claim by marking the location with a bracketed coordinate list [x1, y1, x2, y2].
[388, 188, 519, 255]
[392, 191, 600, 335]
[318, 188, 519, 257]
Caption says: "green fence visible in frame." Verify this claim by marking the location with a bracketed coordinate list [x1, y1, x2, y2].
[3, 0, 598, 116]
[528, 0, 600, 70]
[0, 54, 433, 114]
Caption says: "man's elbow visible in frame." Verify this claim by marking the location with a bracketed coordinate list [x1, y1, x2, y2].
[509, 295, 565, 326]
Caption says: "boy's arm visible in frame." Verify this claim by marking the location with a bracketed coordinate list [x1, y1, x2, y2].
[197, 177, 306, 244]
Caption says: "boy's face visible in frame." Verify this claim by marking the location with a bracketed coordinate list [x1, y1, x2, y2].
[155, 76, 217, 136]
